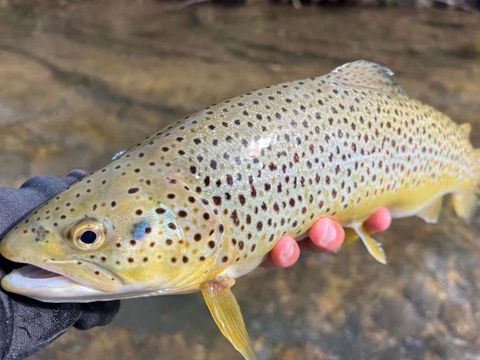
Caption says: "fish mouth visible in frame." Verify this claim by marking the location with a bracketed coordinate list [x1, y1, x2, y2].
[1, 260, 125, 303]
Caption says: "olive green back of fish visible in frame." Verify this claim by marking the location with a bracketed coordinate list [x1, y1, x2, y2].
[115, 60, 477, 275]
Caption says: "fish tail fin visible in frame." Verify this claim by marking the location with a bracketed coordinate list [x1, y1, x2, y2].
[473, 149, 480, 183]
[475, 148, 480, 182]
[451, 148, 480, 223]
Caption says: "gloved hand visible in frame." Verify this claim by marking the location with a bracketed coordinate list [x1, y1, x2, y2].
[0, 171, 120, 360]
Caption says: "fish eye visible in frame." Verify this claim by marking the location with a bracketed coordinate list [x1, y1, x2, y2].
[80, 230, 97, 244]
[71, 219, 106, 250]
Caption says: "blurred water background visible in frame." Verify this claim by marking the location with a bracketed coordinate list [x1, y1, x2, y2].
[0, 1, 479, 359]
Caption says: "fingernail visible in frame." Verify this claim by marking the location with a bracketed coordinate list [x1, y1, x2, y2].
[322, 222, 337, 247]
[282, 241, 294, 259]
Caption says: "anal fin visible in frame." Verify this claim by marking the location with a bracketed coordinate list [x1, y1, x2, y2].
[200, 276, 257, 360]
[452, 189, 478, 223]
[417, 197, 443, 224]
[353, 225, 387, 264]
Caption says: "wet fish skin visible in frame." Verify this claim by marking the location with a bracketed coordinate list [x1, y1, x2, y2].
[1, 61, 478, 359]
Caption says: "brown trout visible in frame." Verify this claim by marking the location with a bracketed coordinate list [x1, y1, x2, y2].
[1, 61, 478, 359]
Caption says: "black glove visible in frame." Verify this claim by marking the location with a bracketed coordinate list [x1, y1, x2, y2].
[0, 171, 120, 360]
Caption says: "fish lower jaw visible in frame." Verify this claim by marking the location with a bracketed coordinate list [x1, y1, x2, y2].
[0, 265, 105, 302]
[0, 265, 193, 303]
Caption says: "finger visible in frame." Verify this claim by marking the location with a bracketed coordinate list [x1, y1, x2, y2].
[63, 169, 87, 186]
[364, 207, 391, 233]
[268, 235, 300, 268]
[308, 218, 344, 252]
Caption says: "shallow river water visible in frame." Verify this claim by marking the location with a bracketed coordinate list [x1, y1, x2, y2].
[0, 2, 480, 359]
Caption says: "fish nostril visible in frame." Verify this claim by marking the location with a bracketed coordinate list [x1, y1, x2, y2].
[35, 225, 49, 242]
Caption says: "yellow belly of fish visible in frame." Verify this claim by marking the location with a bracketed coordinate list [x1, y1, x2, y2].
[221, 174, 470, 281]
[337, 175, 469, 225]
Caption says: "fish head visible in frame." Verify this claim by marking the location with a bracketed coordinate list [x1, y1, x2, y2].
[0, 167, 224, 302]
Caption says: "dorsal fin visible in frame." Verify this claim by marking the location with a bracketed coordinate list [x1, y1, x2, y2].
[459, 123, 472, 139]
[326, 60, 406, 96]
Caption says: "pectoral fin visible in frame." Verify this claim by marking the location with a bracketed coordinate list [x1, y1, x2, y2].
[417, 197, 443, 224]
[353, 225, 387, 264]
[200, 276, 256, 360]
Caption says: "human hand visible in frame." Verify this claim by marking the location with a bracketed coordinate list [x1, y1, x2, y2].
[266, 208, 392, 268]
[0, 171, 120, 360]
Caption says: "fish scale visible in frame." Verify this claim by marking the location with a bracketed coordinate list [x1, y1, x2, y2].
[135, 61, 475, 274]
[1, 61, 478, 360]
